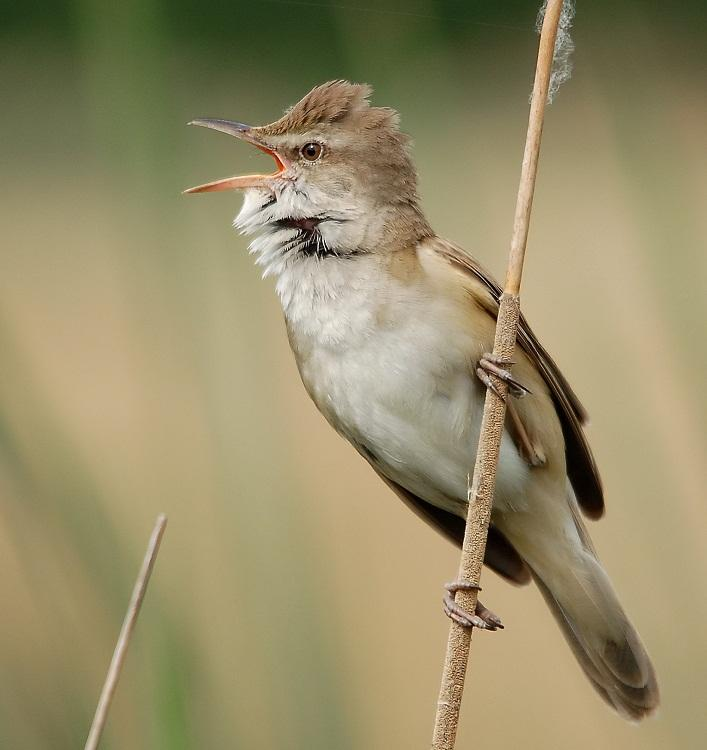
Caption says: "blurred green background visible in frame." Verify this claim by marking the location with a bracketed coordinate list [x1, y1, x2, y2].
[1, 1, 706, 747]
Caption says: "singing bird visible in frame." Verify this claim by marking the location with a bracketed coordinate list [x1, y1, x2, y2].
[186, 81, 658, 719]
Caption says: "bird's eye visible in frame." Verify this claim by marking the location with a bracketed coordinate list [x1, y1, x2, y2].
[300, 142, 323, 162]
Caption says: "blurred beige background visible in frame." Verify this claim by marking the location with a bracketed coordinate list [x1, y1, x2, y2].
[1, 1, 706, 748]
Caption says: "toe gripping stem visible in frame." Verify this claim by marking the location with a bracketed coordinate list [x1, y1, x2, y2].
[443, 581, 504, 631]
[476, 353, 531, 401]
[444, 581, 484, 630]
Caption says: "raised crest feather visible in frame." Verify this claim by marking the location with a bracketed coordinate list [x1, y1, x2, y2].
[257, 80, 399, 135]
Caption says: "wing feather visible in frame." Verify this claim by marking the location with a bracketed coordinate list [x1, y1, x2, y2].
[429, 238, 604, 519]
[373, 468, 531, 585]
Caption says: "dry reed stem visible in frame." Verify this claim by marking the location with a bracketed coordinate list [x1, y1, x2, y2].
[430, 2, 564, 747]
[84, 514, 168, 750]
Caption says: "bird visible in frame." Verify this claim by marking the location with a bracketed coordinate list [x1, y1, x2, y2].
[185, 80, 659, 720]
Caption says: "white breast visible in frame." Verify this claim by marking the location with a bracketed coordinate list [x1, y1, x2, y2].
[281, 254, 529, 516]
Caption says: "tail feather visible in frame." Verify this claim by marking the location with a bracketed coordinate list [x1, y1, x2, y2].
[531, 557, 659, 720]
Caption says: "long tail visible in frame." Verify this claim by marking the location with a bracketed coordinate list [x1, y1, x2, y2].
[528, 535, 659, 720]
[497, 491, 659, 720]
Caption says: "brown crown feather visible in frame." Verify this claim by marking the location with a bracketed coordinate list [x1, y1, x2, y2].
[256, 80, 399, 136]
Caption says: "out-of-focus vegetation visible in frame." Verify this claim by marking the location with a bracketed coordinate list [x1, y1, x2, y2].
[1, 1, 705, 747]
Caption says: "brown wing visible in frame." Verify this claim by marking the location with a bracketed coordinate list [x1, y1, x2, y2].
[373, 468, 531, 585]
[432, 239, 604, 519]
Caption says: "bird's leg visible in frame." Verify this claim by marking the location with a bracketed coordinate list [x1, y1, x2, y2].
[476, 353, 531, 400]
[443, 581, 504, 631]
[476, 354, 544, 466]
[506, 400, 547, 467]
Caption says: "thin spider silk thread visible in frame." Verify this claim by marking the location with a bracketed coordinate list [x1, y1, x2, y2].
[258, 0, 526, 32]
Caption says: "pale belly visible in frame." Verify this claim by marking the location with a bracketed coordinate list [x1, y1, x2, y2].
[295, 316, 530, 517]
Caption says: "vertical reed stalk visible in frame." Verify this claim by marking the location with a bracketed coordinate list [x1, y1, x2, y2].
[430, 2, 565, 746]
[84, 514, 168, 750]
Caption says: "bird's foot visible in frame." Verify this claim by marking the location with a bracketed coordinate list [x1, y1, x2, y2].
[476, 353, 530, 400]
[443, 581, 504, 631]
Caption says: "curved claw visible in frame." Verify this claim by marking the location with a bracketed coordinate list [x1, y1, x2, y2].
[442, 581, 504, 631]
[477, 352, 531, 400]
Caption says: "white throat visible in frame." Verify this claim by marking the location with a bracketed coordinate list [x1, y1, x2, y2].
[234, 184, 383, 335]
[235, 184, 367, 267]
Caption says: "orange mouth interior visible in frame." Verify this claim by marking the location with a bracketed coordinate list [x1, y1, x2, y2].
[184, 145, 286, 194]
[257, 145, 286, 174]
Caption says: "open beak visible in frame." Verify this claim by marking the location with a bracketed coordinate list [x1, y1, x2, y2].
[183, 119, 286, 194]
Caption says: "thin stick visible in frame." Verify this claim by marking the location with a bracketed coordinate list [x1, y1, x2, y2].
[430, 2, 564, 748]
[84, 514, 168, 750]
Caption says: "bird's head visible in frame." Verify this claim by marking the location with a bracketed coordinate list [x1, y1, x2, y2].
[185, 81, 430, 278]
